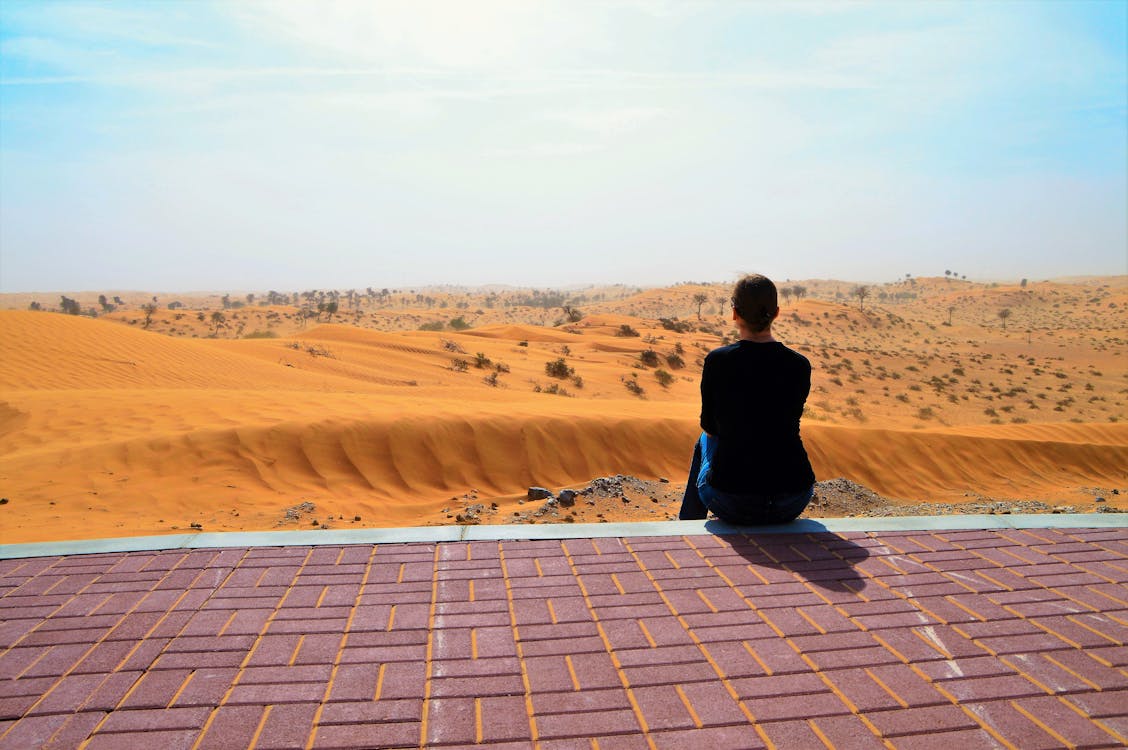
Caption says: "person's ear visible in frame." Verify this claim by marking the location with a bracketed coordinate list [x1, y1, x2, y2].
[771, 306, 780, 320]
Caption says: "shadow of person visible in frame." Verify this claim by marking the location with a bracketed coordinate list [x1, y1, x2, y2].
[702, 518, 871, 593]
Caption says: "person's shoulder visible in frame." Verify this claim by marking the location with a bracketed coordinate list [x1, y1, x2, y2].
[776, 343, 811, 369]
[705, 342, 741, 362]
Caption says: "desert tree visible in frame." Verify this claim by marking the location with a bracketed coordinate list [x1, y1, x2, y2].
[998, 308, 1012, 331]
[325, 300, 338, 323]
[716, 297, 728, 317]
[692, 292, 708, 320]
[561, 305, 584, 323]
[947, 306, 955, 325]
[141, 302, 158, 329]
[221, 294, 231, 310]
[791, 285, 807, 301]
[97, 294, 114, 313]
[853, 285, 870, 312]
[246, 293, 255, 306]
[60, 296, 81, 315]
[780, 287, 793, 306]
[210, 311, 227, 336]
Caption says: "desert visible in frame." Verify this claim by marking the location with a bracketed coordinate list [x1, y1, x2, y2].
[1, 275, 1124, 544]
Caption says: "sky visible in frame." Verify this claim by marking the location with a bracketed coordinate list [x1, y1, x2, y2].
[1, 1, 1126, 293]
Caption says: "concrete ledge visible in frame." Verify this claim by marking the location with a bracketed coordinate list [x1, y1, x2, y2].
[2, 513, 1125, 559]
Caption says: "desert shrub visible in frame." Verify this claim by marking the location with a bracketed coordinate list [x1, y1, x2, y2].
[494, 362, 510, 373]
[419, 321, 444, 331]
[450, 359, 469, 372]
[616, 324, 640, 337]
[474, 352, 492, 369]
[518, 340, 528, 347]
[639, 350, 660, 367]
[623, 377, 645, 397]
[571, 375, 584, 389]
[659, 318, 694, 333]
[442, 339, 465, 353]
[534, 383, 571, 397]
[666, 353, 685, 369]
[545, 358, 574, 378]
[916, 407, 935, 420]
[243, 330, 277, 339]
[655, 369, 674, 388]
[449, 317, 471, 331]
[483, 371, 500, 387]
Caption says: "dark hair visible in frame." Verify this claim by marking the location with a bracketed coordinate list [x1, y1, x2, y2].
[731, 274, 778, 333]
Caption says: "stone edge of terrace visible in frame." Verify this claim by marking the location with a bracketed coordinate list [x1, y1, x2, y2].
[2, 513, 1126, 559]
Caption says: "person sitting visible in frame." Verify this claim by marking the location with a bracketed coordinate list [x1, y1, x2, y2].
[678, 274, 816, 525]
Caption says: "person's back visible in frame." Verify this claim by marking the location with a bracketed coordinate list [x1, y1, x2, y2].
[700, 340, 814, 495]
[678, 274, 816, 524]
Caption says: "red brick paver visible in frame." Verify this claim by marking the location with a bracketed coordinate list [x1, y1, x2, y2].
[1, 527, 1126, 748]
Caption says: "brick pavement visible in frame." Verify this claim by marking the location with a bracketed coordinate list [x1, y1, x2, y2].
[0, 526, 1125, 749]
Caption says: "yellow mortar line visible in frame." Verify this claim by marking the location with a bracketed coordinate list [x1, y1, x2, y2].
[563, 541, 656, 750]
[864, 667, 909, 709]
[498, 542, 540, 745]
[315, 586, 328, 608]
[663, 551, 681, 570]
[671, 537, 835, 749]
[396, 562, 405, 584]
[930, 681, 1018, 750]
[546, 598, 558, 625]
[1022, 618, 1084, 650]
[972, 569, 1015, 592]
[1010, 701, 1075, 749]
[468, 579, 476, 602]
[217, 610, 238, 637]
[247, 705, 273, 750]
[386, 604, 397, 632]
[288, 635, 306, 666]
[307, 544, 375, 749]
[193, 547, 285, 750]
[416, 544, 442, 750]
[374, 663, 387, 701]
[795, 607, 827, 635]
[1064, 614, 1121, 644]
[945, 596, 988, 622]
[674, 684, 703, 729]
[17, 554, 222, 726]
[998, 656, 1056, 696]
[475, 697, 483, 745]
[333, 548, 345, 566]
[1042, 653, 1102, 692]
[804, 718, 839, 750]
[564, 654, 581, 692]
[741, 641, 774, 676]
[471, 628, 479, 660]
[167, 671, 197, 707]
[534, 559, 544, 577]
[611, 573, 626, 596]
[696, 589, 718, 614]
[637, 619, 657, 649]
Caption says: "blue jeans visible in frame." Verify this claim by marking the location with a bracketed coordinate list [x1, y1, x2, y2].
[678, 433, 814, 524]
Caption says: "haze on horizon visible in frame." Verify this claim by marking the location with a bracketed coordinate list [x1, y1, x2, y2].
[1, 0, 1125, 294]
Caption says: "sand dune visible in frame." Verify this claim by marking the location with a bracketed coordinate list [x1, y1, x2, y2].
[1, 278, 1125, 543]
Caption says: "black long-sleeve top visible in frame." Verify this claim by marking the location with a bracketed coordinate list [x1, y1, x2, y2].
[699, 340, 816, 494]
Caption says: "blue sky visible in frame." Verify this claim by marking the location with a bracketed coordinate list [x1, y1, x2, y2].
[1, 1, 1125, 292]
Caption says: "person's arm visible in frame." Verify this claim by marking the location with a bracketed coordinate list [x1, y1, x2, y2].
[699, 354, 719, 436]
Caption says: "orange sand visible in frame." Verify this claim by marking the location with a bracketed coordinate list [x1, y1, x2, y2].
[2, 277, 1125, 543]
